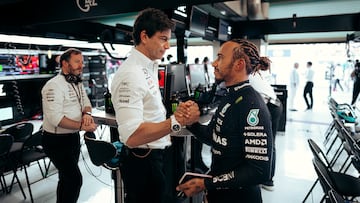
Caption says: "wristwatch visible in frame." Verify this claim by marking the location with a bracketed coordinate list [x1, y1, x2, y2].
[170, 115, 182, 133]
[83, 112, 92, 116]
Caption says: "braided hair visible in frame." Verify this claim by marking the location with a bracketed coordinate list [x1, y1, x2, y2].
[230, 39, 271, 75]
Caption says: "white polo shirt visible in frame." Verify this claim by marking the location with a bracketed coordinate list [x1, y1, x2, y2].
[111, 48, 171, 149]
[41, 74, 91, 134]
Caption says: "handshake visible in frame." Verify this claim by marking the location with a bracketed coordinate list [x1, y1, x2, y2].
[173, 100, 201, 126]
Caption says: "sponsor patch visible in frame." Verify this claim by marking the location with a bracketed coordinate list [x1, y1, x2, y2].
[247, 109, 259, 126]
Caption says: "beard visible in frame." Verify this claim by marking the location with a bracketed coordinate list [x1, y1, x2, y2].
[214, 63, 232, 84]
[68, 64, 82, 76]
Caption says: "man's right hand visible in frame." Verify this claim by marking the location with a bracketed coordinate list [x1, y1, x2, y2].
[82, 122, 97, 132]
[175, 101, 200, 126]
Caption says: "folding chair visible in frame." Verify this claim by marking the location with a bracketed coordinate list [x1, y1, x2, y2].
[0, 134, 25, 198]
[13, 129, 52, 203]
[309, 139, 360, 202]
[83, 131, 124, 203]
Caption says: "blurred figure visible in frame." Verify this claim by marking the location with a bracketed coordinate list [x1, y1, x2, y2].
[202, 56, 209, 64]
[351, 59, 360, 106]
[303, 61, 314, 110]
[333, 63, 344, 92]
[194, 57, 200, 64]
[288, 62, 300, 111]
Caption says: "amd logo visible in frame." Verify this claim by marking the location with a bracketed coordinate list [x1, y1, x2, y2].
[76, 0, 98, 12]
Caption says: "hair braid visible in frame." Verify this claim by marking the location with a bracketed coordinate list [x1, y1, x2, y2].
[230, 39, 271, 74]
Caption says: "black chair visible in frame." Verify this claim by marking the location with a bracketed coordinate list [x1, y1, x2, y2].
[0, 134, 13, 194]
[338, 122, 360, 174]
[2, 122, 33, 196]
[4, 122, 34, 156]
[0, 134, 26, 198]
[303, 137, 338, 202]
[2, 122, 34, 143]
[83, 131, 124, 203]
[14, 129, 52, 203]
[83, 131, 121, 169]
[323, 98, 341, 146]
[328, 189, 346, 203]
[325, 98, 357, 154]
[309, 139, 360, 202]
[327, 116, 352, 169]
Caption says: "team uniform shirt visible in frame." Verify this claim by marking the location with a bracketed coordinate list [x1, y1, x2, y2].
[188, 80, 273, 200]
[111, 48, 171, 149]
[41, 74, 91, 134]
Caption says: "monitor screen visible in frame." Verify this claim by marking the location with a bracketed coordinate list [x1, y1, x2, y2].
[0, 54, 17, 74]
[166, 64, 188, 96]
[189, 6, 208, 37]
[188, 64, 206, 90]
[218, 18, 230, 41]
[0, 106, 13, 121]
[158, 65, 166, 89]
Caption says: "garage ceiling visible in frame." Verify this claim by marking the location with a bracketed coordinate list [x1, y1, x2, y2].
[0, 0, 358, 46]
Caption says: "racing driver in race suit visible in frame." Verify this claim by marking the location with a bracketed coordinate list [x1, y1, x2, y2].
[176, 38, 274, 203]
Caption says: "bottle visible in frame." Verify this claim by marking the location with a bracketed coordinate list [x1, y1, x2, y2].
[194, 83, 203, 101]
[104, 88, 114, 114]
[171, 93, 179, 113]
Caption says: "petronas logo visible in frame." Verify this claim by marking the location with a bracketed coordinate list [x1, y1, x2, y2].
[247, 109, 259, 126]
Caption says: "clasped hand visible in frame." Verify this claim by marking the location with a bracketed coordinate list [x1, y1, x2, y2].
[82, 114, 97, 132]
[174, 100, 200, 126]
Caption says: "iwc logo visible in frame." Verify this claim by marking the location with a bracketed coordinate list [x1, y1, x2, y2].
[76, 0, 98, 12]
[247, 109, 259, 126]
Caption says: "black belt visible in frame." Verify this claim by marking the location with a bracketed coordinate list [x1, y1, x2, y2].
[43, 131, 78, 136]
[124, 146, 165, 158]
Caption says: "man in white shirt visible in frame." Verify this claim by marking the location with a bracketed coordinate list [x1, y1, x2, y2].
[289, 62, 300, 111]
[41, 48, 97, 203]
[111, 8, 199, 203]
[303, 61, 315, 110]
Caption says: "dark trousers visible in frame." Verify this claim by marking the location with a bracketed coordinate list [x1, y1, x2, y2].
[303, 81, 314, 109]
[267, 101, 283, 181]
[352, 79, 360, 105]
[333, 79, 343, 91]
[120, 147, 169, 203]
[207, 185, 262, 203]
[42, 131, 82, 203]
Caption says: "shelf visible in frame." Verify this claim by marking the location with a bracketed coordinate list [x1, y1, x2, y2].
[0, 74, 55, 82]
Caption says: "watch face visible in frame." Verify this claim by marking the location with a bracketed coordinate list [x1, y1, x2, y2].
[172, 124, 181, 132]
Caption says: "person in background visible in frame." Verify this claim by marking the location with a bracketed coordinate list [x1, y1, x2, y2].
[191, 55, 213, 174]
[41, 48, 97, 203]
[110, 8, 199, 203]
[333, 63, 344, 92]
[203, 56, 209, 64]
[351, 59, 360, 106]
[303, 61, 315, 110]
[176, 39, 273, 203]
[195, 57, 200, 64]
[288, 62, 300, 111]
[203, 56, 210, 86]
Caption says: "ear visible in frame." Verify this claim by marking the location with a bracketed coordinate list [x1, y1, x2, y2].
[234, 58, 245, 71]
[140, 30, 148, 43]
